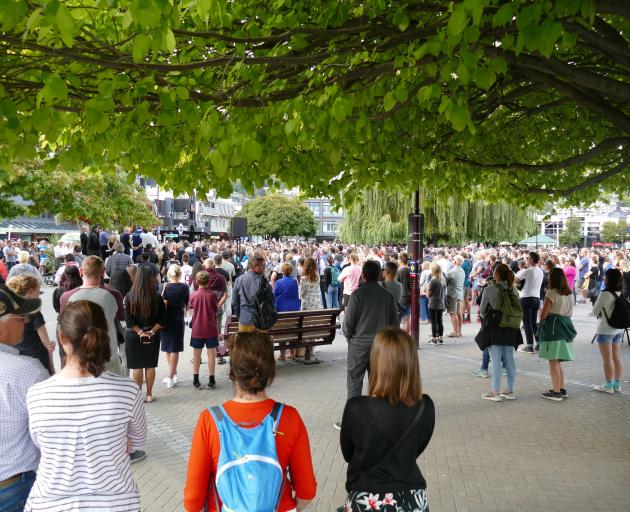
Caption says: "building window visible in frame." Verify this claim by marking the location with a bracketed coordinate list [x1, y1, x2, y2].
[308, 202, 321, 216]
[323, 222, 338, 235]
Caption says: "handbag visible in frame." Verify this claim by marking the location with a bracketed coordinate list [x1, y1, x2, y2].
[336, 399, 426, 512]
[474, 306, 495, 351]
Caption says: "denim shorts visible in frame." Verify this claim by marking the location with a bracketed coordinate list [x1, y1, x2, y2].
[596, 333, 623, 344]
[401, 306, 411, 318]
[190, 336, 219, 349]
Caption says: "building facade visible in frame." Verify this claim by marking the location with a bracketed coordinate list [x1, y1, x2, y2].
[304, 198, 344, 240]
[537, 201, 630, 246]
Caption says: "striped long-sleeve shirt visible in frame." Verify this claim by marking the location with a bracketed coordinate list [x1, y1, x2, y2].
[25, 372, 147, 512]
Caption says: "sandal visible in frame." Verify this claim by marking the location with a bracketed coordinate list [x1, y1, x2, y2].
[145, 395, 154, 403]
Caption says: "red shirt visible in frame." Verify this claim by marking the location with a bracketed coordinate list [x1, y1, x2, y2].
[184, 399, 317, 512]
[189, 287, 219, 338]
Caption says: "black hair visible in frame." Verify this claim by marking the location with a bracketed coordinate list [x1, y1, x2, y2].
[604, 268, 623, 292]
[529, 251, 540, 264]
[362, 260, 381, 282]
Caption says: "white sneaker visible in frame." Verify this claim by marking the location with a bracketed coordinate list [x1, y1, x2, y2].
[165, 378, 174, 389]
[173, 374, 178, 385]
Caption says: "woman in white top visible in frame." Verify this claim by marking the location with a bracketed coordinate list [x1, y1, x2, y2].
[537, 268, 576, 401]
[26, 300, 146, 512]
[592, 268, 624, 393]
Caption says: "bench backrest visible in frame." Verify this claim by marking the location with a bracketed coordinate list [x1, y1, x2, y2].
[224, 309, 340, 347]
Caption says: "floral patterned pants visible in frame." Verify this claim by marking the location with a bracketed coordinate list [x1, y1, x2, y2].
[341, 489, 429, 512]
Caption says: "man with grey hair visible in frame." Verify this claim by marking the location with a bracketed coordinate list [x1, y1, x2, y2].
[105, 242, 134, 276]
[446, 254, 465, 338]
[0, 285, 47, 508]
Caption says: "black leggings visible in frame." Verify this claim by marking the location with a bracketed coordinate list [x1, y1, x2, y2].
[429, 308, 444, 337]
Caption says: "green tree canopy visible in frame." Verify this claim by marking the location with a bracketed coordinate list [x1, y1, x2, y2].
[600, 219, 628, 243]
[0, 1, 628, 205]
[340, 188, 535, 244]
[239, 194, 317, 239]
[0, 162, 159, 229]
[558, 216, 582, 246]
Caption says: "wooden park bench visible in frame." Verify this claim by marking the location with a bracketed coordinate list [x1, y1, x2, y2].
[223, 309, 341, 364]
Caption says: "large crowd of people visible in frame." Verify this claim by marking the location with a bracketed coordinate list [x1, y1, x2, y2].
[0, 227, 629, 511]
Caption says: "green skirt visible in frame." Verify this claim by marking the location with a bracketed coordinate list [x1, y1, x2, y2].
[539, 339, 575, 362]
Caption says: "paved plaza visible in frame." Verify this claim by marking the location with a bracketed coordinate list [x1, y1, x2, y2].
[40, 289, 630, 512]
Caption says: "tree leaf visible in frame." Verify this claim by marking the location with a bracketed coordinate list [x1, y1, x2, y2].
[383, 91, 396, 112]
[393, 10, 409, 32]
[132, 34, 151, 62]
[121, 10, 133, 30]
[165, 29, 176, 53]
[447, 4, 468, 38]
[56, 5, 75, 47]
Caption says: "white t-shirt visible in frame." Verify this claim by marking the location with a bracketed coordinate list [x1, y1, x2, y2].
[181, 264, 193, 285]
[53, 245, 68, 258]
[516, 266, 544, 298]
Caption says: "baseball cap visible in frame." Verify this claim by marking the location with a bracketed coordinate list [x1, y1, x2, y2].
[0, 285, 41, 317]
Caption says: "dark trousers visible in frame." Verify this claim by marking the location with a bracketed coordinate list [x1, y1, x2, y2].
[520, 297, 540, 346]
[429, 308, 444, 337]
[346, 339, 372, 400]
[319, 275, 327, 308]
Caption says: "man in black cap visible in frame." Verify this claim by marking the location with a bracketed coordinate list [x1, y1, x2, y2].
[0, 285, 48, 509]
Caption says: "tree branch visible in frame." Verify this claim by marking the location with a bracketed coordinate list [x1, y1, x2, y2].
[527, 157, 629, 195]
[456, 137, 630, 171]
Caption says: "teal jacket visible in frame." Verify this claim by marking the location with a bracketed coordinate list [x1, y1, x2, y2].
[537, 313, 577, 342]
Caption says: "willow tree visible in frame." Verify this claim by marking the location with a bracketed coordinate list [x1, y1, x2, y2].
[340, 189, 535, 244]
[0, 1, 628, 205]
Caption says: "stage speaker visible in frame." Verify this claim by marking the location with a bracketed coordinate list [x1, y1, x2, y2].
[231, 217, 248, 238]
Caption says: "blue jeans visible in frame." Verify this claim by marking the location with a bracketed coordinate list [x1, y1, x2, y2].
[0, 471, 36, 512]
[488, 345, 516, 393]
[419, 296, 429, 322]
[520, 297, 540, 346]
[325, 285, 339, 309]
[481, 347, 506, 371]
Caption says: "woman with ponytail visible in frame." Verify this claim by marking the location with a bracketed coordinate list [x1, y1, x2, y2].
[479, 263, 523, 401]
[25, 300, 147, 511]
[184, 331, 317, 511]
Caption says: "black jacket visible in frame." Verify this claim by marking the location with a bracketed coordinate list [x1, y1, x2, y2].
[341, 395, 435, 492]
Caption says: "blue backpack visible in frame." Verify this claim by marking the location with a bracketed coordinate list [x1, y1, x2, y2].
[207, 403, 286, 512]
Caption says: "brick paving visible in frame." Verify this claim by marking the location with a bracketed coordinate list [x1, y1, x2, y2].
[40, 290, 630, 511]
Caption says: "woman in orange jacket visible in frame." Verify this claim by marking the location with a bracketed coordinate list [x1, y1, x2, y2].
[184, 331, 317, 511]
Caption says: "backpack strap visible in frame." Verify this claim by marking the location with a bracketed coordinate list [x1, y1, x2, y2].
[270, 402, 284, 435]
[269, 402, 286, 512]
[206, 405, 230, 512]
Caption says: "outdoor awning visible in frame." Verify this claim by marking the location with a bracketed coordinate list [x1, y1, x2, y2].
[518, 234, 558, 246]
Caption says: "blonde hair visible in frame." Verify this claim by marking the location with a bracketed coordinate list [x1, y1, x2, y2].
[430, 262, 444, 283]
[81, 255, 104, 279]
[619, 258, 630, 273]
[368, 328, 422, 406]
[280, 262, 293, 277]
[421, 261, 430, 270]
[349, 253, 360, 265]
[18, 251, 30, 264]
[167, 264, 182, 282]
[7, 274, 40, 296]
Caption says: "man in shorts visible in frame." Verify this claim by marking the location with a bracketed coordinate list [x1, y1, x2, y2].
[189, 271, 220, 389]
[446, 255, 465, 337]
